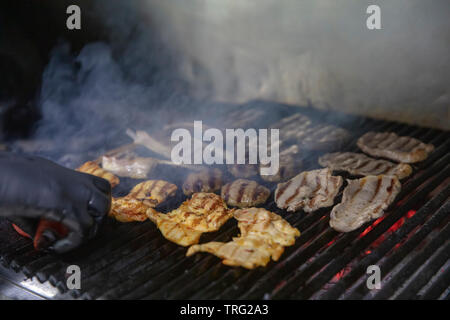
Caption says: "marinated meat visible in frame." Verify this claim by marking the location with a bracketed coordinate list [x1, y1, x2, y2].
[77, 161, 120, 188]
[146, 193, 233, 246]
[221, 179, 270, 208]
[318, 152, 413, 179]
[186, 207, 300, 269]
[275, 168, 343, 212]
[109, 196, 151, 223]
[357, 132, 434, 163]
[186, 236, 283, 269]
[330, 175, 401, 232]
[182, 169, 223, 196]
[128, 180, 177, 207]
[234, 207, 300, 246]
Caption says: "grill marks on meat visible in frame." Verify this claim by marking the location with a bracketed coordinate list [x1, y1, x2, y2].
[234, 208, 300, 247]
[260, 145, 302, 182]
[357, 132, 434, 163]
[271, 113, 350, 150]
[128, 180, 177, 207]
[109, 179, 177, 222]
[318, 152, 413, 179]
[187, 208, 300, 269]
[221, 179, 270, 208]
[330, 175, 401, 232]
[186, 237, 283, 269]
[109, 197, 152, 222]
[77, 161, 120, 188]
[147, 193, 233, 246]
[182, 169, 223, 196]
[275, 168, 343, 213]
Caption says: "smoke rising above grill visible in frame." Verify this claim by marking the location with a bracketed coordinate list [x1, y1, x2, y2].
[24, 0, 449, 166]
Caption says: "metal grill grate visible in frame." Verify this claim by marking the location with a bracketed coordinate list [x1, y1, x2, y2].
[0, 108, 449, 300]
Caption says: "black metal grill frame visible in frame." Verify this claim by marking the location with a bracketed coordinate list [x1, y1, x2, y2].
[0, 106, 448, 300]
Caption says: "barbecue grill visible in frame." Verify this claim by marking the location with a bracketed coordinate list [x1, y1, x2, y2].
[1, 104, 448, 300]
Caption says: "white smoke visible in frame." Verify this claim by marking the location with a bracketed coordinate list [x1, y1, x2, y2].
[141, 0, 450, 129]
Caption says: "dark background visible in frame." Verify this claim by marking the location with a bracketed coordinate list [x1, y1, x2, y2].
[0, 0, 104, 140]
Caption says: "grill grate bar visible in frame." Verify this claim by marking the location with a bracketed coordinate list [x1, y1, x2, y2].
[395, 239, 450, 299]
[420, 262, 450, 300]
[321, 191, 450, 299]
[371, 222, 450, 300]
[240, 151, 450, 299]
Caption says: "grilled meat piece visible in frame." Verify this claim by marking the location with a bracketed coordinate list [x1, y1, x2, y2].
[109, 196, 151, 222]
[330, 175, 401, 232]
[182, 169, 223, 196]
[357, 132, 434, 163]
[275, 168, 343, 213]
[77, 161, 120, 188]
[299, 124, 350, 151]
[271, 113, 350, 150]
[147, 193, 233, 246]
[187, 207, 300, 269]
[318, 152, 413, 179]
[221, 179, 270, 208]
[260, 144, 302, 182]
[102, 152, 157, 179]
[128, 180, 177, 207]
[186, 236, 284, 269]
[234, 207, 300, 246]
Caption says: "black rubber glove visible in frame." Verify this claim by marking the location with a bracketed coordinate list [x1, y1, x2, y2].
[0, 152, 111, 253]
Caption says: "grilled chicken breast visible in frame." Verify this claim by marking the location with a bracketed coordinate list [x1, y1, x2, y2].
[357, 132, 434, 163]
[182, 169, 223, 196]
[147, 193, 233, 246]
[102, 152, 157, 179]
[187, 207, 300, 269]
[186, 236, 284, 269]
[330, 175, 401, 232]
[260, 145, 302, 182]
[109, 196, 151, 222]
[318, 152, 413, 179]
[221, 179, 270, 208]
[234, 207, 300, 246]
[77, 161, 120, 188]
[275, 168, 343, 213]
[128, 180, 177, 207]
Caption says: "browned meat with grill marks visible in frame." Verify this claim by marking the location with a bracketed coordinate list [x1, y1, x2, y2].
[182, 169, 223, 196]
[234, 207, 300, 247]
[260, 145, 302, 182]
[357, 132, 434, 163]
[77, 161, 120, 188]
[147, 192, 233, 246]
[128, 180, 177, 207]
[271, 113, 350, 150]
[221, 179, 270, 208]
[318, 152, 413, 179]
[275, 168, 343, 213]
[186, 207, 300, 269]
[109, 197, 152, 222]
[330, 175, 401, 232]
[186, 236, 283, 269]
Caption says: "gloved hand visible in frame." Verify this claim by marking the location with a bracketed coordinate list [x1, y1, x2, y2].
[0, 152, 111, 253]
